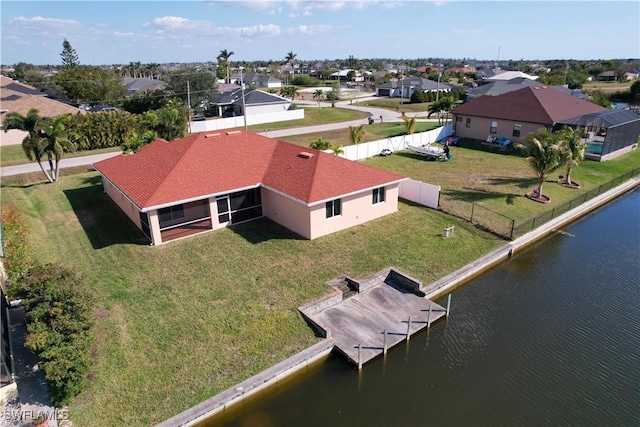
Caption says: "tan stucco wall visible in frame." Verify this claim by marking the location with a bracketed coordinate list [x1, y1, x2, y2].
[262, 189, 312, 238]
[452, 115, 549, 144]
[102, 176, 141, 229]
[308, 183, 400, 240]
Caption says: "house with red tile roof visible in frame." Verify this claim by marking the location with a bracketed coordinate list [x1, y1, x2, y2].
[93, 130, 406, 245]
[451, 86, 606, 143]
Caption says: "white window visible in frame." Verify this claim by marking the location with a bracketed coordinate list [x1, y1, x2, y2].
[490, 121, 498, 134]
[326, 199, 341, 218]
[372, 187, 386, 204]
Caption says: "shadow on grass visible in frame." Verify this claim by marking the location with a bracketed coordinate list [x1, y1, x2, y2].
[63, 185, 149, 249]
[393, 150, 440, 162]
[442, 187, 524, 205]
[228, 217, 305, 244]
[486, 176, 538, 190]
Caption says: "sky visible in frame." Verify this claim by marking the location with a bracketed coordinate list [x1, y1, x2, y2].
[1, 1, 639, 66]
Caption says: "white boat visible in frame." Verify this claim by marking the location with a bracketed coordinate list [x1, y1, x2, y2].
[407, 144, 445, 160]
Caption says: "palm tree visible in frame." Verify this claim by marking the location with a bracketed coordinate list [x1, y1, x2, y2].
[284, 51, 297, 84]
[2, 109, 56, 182]
[217, 49, 234, 83]
[401, 115, 417, 135]
[558, 126, 585, 187]
[122, 130, 157, 154]
[38, 115, 76, 182]
[145, 106, 188, 141]
[313, 89, 325, 106]
[348, 125, 365, 145]
[280, 86, 299, 101]
[330, 144, 344, 156]
[309, 138, 332, 150]
[525, 129, 566, 201]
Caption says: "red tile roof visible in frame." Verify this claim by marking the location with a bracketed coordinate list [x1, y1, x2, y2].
[452, 86, 606, 125]
[93, 131, 405, 209]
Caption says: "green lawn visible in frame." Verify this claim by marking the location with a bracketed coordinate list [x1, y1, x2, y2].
[279, 122, 441, 147]
[357, 98, 430, 114]
[1, 145, 121, 167]
[248, 107, 367, 132]
[1, 172, 501, 426]
[2, 141, 638, 426]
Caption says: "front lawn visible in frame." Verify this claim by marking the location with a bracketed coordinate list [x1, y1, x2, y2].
[248, 107, 367, 132]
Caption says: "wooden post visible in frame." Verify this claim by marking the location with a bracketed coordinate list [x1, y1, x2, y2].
[406, 315, 412, 340]
[446, 294, 452, 317]
[383, 329, 388, 355]
[358, 343, 362, 370]
[427, 305, 432, 328]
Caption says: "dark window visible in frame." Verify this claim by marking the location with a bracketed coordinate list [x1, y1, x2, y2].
[158, 205, 184, 223]
[513, 124, 522, 137]
[490, 121, 498, 134]
[326, 199, 341, 218]
[465, 118, 471, 128]
[139, 211, 151, 240]
[372, 187, 386, 204]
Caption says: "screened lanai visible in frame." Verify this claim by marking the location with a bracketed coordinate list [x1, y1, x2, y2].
[557, 109, 640, 161]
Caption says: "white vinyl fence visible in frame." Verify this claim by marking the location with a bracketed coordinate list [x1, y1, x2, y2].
[190, 109, 305, 133]
[399, 180, 441, 209]
[337, 123, 453, 161]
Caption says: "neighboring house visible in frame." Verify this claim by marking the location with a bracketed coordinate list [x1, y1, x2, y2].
[475, 68, 506, 80]
[93, 130, 406, 245]
[209, 89, 291, 118]
[330, 69, 364, 82]
[597, 71, 617, 81]
[466, 78, 586, 100]
[0, 76, 84, 142]
[623, 70, 640, 81]
[122, 77, 167, 96]
[484, 71, 538, 81]
[229, 72, 282, 89]
[90, 104, 119, 112]
[451, 86, 606, 144]
[376, 77, 453, 98]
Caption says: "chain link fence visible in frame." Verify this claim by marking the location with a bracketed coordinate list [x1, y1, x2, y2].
[439, 167, 639, 240]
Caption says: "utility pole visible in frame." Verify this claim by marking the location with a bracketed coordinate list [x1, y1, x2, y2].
[187, 80, 192, 134]
[240, 67, 247, 130]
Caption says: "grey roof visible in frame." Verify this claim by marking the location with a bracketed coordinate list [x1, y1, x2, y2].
[558, 109, 640, 128]
[229, 72, 281, 85]
[467, 78, 586, 99]
[122, 77, 167, 95]
[211, 89, 290, 106]
[377, 77, 453, 91]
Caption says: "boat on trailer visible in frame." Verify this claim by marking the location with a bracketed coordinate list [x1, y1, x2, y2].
[407, 143, 445, 160]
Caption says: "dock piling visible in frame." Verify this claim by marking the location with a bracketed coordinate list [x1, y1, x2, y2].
[358, 343, 362, 370]
[446, 294, 452, 317]
[427, 305, 432, 328]
[383, 329, 388, 355]
[406, 315, 412, 340]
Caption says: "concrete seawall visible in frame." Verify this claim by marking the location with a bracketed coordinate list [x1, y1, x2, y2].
[156, 177, 638, 427]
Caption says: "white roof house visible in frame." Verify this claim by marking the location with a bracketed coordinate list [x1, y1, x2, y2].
[486, 71, 538, 81]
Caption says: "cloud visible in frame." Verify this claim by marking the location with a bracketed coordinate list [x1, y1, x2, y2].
[9, 15, 82, 36]
[147, 16, 282, 38]
[11, 16, 80, 26]
[286, 24, 332, 35]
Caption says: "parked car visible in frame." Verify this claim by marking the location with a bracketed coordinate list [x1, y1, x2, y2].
[380, 148, 393, 156]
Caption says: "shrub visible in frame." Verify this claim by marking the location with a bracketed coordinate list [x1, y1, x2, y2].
[410, 90, 426, 103]
[15, 264, 95, 406]
[0, 205, 35, 285]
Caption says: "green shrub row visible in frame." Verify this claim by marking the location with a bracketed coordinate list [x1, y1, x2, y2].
[411, 89, 462, 103]
[2, 206, 94, 406]
[1, 204, 35, 286]
[15, 264, 95, 406]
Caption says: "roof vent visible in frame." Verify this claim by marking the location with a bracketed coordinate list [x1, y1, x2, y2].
[298, 152, 314, 159]
[204, 133, 221, 138]
[226, 130, 241, 135]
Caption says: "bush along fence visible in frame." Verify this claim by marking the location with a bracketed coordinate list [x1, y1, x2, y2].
[440, 167, 640, 240]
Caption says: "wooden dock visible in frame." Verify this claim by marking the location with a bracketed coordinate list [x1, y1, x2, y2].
[300, 269, 447, 367]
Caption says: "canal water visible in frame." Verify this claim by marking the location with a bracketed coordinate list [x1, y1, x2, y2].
[210, 189, 640, 426]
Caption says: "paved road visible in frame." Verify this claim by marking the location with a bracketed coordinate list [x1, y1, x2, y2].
[1, 100, 439, 177]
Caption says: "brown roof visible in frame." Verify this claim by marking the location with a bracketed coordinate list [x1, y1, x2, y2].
[1, 76, 84, 123]
[93, 130, 405, 209]
[452, 86, 606, 125]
